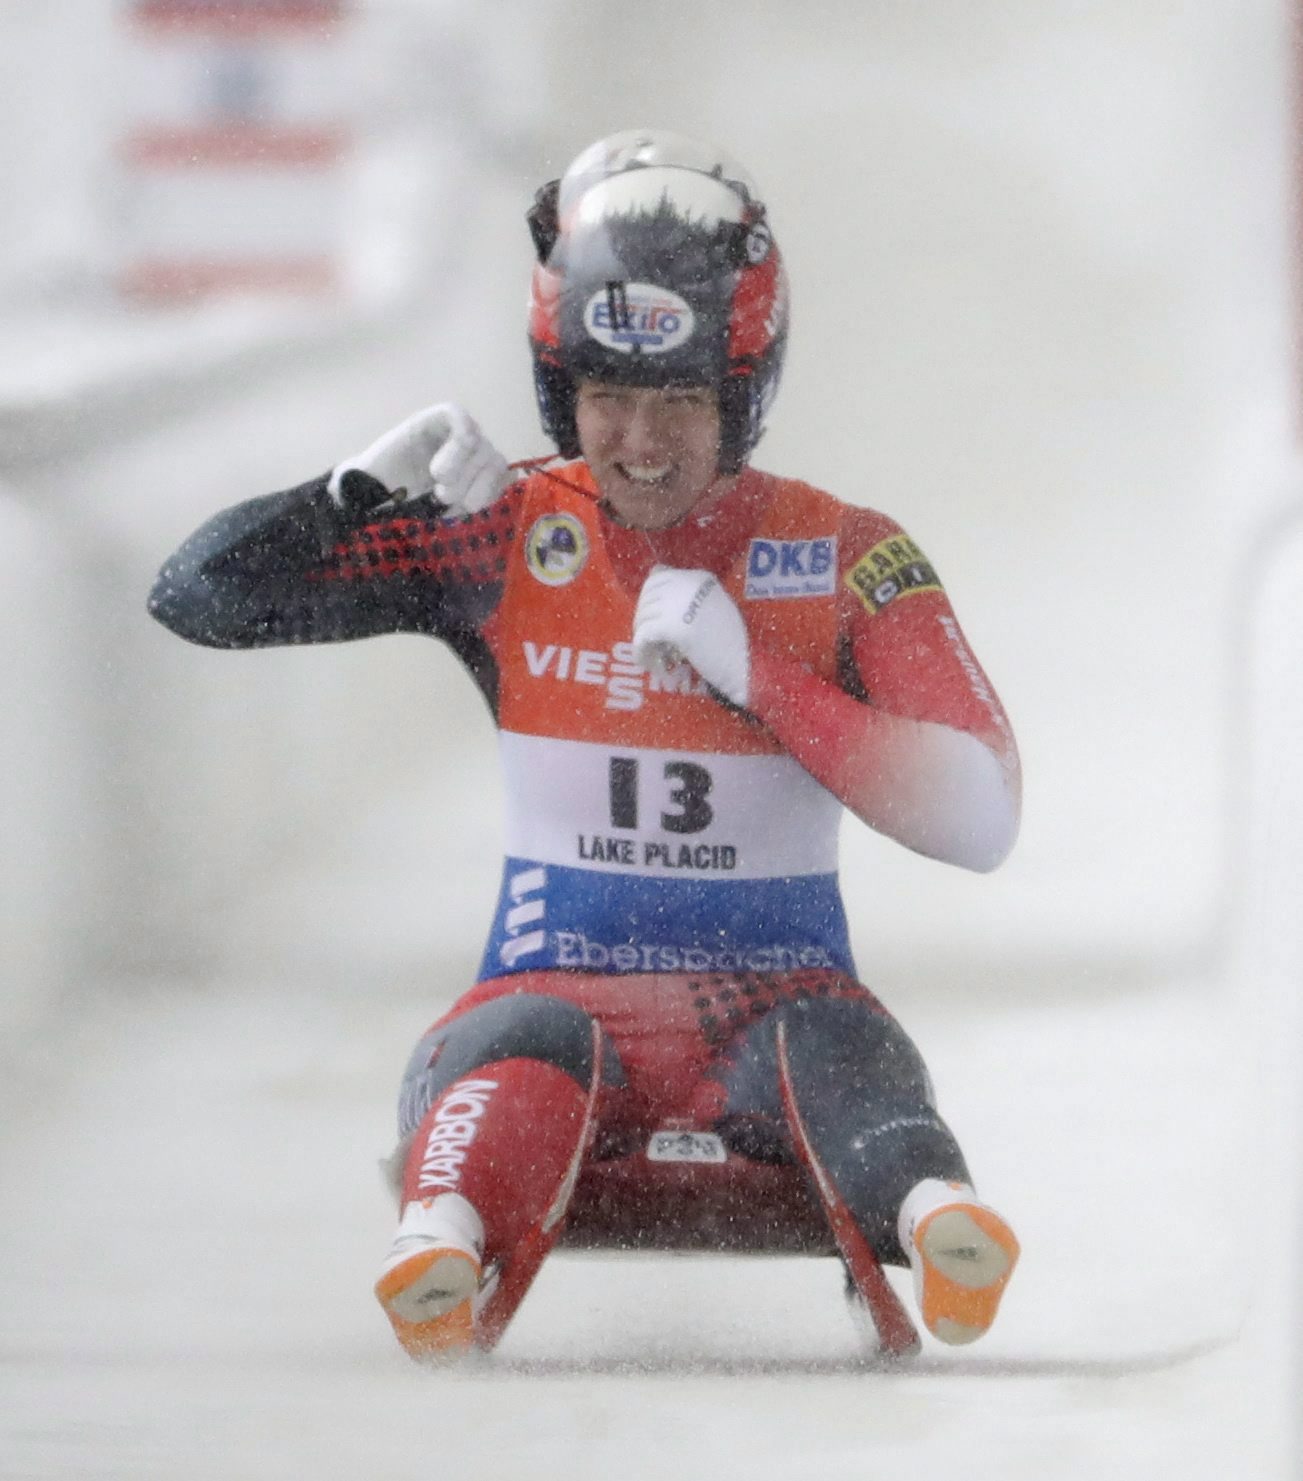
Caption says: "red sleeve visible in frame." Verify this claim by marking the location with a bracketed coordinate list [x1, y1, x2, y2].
[838, 508, 1017, 761]
[746, 507, 1021, 871]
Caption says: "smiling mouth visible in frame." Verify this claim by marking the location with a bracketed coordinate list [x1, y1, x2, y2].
[616, 462, 674, 487]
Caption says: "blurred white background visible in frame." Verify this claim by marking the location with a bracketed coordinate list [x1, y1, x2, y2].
[1, 2, 1299, 1477]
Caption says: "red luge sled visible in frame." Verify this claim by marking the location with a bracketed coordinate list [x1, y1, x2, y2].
[474, 1018, 920, 1359]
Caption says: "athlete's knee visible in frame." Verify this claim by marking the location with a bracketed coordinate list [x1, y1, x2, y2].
[398, 993, 603, 1136]
[717, 993, 929, 1152]
[781, 995, 934, 1107]
[778, 998, 968, 1258]
[775, 996, 964, 1187]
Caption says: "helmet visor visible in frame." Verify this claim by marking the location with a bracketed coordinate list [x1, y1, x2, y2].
[544, 130, 758, 386]
[556, 129, 758, 225]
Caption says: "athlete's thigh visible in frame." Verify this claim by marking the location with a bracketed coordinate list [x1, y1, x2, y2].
[711, 979, 934, 1157]
[395, 982, 622, 1138]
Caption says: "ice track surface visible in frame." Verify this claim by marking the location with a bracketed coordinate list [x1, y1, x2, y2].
[0, 964, 1292, 1480]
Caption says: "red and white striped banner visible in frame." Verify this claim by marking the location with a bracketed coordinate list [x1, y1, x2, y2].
[129, 1, 345, 36]
[118, 0, 352, 301]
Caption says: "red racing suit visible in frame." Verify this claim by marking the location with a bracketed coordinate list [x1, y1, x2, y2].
[150, 456, 1020, 1271]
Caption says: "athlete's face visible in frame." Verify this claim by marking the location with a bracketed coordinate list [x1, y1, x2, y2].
[575, 380, 731, 530]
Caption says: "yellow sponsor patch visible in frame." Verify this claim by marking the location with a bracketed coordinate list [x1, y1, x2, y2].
[844, 534, 941, 614]
[525, 512, 589, 587]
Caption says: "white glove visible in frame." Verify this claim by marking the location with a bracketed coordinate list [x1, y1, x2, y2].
[327, 403, 511, 517]
[632, 565, 751, 709]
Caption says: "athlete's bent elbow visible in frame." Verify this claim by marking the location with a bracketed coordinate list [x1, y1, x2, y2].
[942, 737, 1020, 872]
[859, 723, 1019, 872]
[147, 571, 238, 648]
[960, 798, 1020, 873]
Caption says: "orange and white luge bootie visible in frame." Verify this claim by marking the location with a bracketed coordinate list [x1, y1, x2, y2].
[898, 1178, 1020, 1346]
[375, 1192, 484, 1361]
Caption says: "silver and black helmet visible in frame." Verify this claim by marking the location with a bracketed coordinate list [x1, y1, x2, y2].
[527, 129, 789, 475]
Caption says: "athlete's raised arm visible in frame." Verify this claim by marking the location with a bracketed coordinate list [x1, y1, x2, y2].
[632, 509, 1020, 872]
[752, 512, 1019, 871]
[148, 405, 520, 650]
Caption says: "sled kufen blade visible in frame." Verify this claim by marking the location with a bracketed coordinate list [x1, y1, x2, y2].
[775, 1019, 921, 1361]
